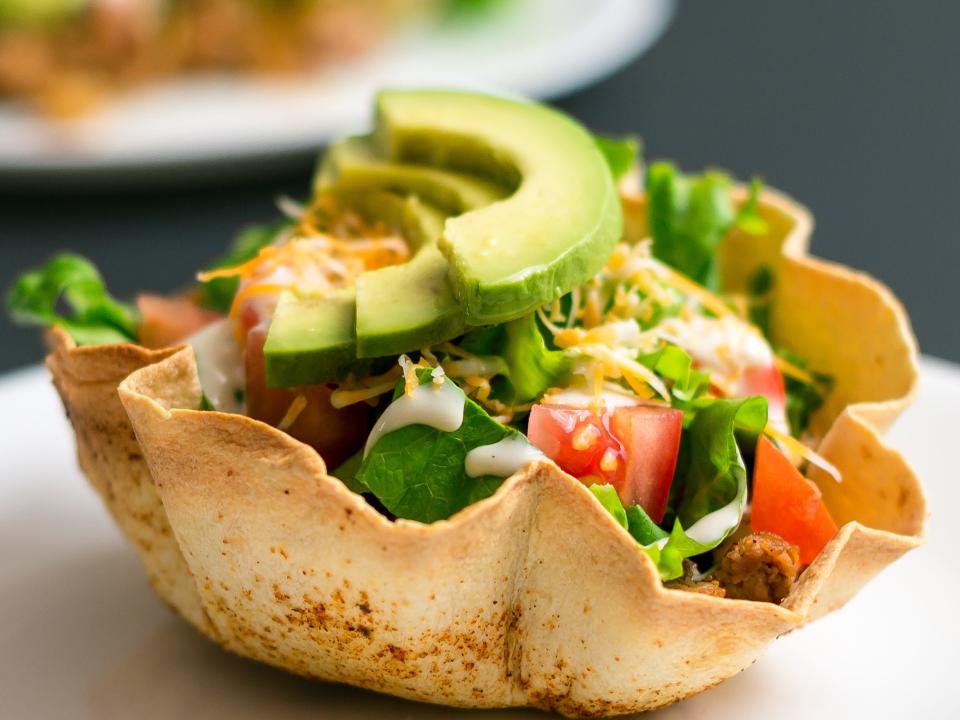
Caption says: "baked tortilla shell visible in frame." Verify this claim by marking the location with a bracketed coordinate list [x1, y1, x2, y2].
[44, 187, 925, 716]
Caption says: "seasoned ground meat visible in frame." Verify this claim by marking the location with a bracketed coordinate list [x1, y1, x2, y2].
[665, 560, 726, 598]
[714, 532, 800, 603]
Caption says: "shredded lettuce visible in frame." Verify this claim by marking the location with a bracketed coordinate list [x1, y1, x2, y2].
[356, 368, 523, 522]
[638, 345, 710, 405]
[199, 221, 287, 313]
[646, 163, 766, 290]
[589, 484, 629, 529]
[6, 253, 139, 345]
[675, 396, 766, 525]
[594, 134, 641, 182]
[502, 313, 572, 402]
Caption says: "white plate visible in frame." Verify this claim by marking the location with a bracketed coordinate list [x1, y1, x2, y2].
[0, 355, 956, 718]
[0, 0, 673, 180]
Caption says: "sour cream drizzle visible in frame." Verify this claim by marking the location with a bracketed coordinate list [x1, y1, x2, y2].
[188, 318, 246, 414]
[363, 379, 466, 457]
[684, 500, 743, 545]
[464, 437, 545, 478]
[684, 446, 749, 546]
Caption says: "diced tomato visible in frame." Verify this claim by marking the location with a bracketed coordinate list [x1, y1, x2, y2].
[741, 364, 787, 428]
[244, 326, 368, 468]
[136, 294, 222, 349]
[529, 405, 620, 481]
[610, 405, 683, 522]
[528, 403, 683, 523]
[750, 436, 838, 564]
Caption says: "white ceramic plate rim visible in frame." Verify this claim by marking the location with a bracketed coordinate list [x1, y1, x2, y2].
[0, 355, 958, 718]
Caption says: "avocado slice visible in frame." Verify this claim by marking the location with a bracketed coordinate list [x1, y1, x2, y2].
[319, 143, 506, 357]
[318, 135, 509, 215]
[269, 152, 508, 378]
[354, 201, 464, 358]
[263, 192, 461, 384]
[265, 90, 622, 385]
[373, 90, 622, 324]
[264, 289, 356, 388]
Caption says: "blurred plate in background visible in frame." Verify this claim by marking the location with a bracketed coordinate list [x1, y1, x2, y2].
[0, 0, 673, 181]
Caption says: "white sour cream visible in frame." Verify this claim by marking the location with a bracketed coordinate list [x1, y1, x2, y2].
[363, 379, 465, 457]
[684, 446, 748, 546]
[684, 500, 743, 545]
[659, 314, 774, 380]
[464, 437, 545, 478]
[187, 319, 246, 414]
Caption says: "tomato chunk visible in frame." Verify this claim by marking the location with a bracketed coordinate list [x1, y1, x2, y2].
[528, 403, 682, 522]
[741, 364, 787, 429]
[136, 294, 221, 349]
[245, 326, 368, 468]
[528, 405, 621, 483]
[610, 405, 683, 522]
[750, 436, 838, 564]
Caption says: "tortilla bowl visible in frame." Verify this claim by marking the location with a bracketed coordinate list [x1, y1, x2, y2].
[43, 187, 925, 716]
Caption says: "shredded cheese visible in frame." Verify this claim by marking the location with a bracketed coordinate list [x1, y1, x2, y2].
[275, 194, 306, 220]
[399, 354, 419, 395]
[442, 357, 504, 378]
[330, 380, 397, 409]
[644, 257, 734, 319]
[536, 306, 565, 336]
[436, 342, 474, 360]
[569, 344, 669, 401]
[774, 354, 820, 386]
[764, 425, 842, 483]
[277, 394, 307, 431]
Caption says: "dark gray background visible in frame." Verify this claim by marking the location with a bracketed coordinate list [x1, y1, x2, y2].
[2, 1, 957, 372]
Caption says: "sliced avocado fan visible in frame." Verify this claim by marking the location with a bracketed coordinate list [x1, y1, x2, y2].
[318, 136, 508, 216]
[264, 90, 622, 387]
[374, 90, 622, 323]
[265, 190, 467, 385]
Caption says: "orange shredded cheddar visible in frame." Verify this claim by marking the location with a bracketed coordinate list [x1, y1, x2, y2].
[277, 395, 307, 431]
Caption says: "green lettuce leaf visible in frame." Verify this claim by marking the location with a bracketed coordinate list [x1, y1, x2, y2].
[594, 134, 641, 181]
[778, 349, 833, 436]
[625, 504, 669, 546]
[330, 449, 370, 495]
[356, 369, 524, 523]
[6, 253, 139, 345]
[746, 263, 775, 336]
[589, 483, 712, 581]
[455, 312, 571, 404]
[503, 313, 572, 402]
[199, 221, 287, 313]
[646, 163, 766, 290]
[589, 484, 629, 529]
[638, 345, 710, 405]
[675, 396, 767, 526]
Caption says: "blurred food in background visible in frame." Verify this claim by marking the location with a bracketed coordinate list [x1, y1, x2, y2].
[0, 0, 671, 177]
[0, 0, 489, 118]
